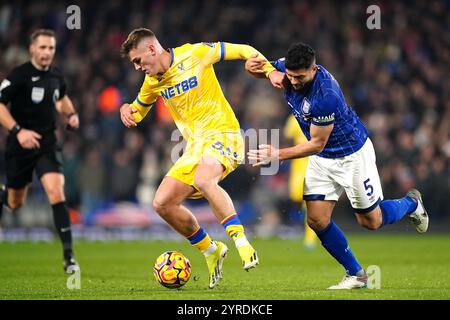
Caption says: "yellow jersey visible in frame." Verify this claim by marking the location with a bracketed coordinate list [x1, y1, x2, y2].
[130, 42, 274, 141]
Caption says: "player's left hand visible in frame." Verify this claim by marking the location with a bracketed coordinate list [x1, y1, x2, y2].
[247, 144, 279, 167]
[67, 112, 79, 130]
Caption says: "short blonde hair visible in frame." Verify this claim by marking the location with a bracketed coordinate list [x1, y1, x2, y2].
[120, 28, 155, 57]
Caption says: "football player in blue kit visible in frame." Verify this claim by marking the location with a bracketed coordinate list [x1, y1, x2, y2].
[246, 43, 429, 289]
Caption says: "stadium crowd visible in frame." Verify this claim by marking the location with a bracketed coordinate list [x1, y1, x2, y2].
[0, 0, 448, 229]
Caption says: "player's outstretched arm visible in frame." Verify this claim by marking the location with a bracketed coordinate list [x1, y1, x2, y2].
[278, 124, 333, 161]
[244, 54, 284, 88]
[247, 124, 333, 167]
[222, 43, 275, 77]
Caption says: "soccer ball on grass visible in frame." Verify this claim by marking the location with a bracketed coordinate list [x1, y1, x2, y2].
[153, 251, 192, 288]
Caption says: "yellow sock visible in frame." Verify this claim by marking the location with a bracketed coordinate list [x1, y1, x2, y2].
[225, 224, 245, 240]
[222, 214, 249, 248]
[188, 227, 216, 255]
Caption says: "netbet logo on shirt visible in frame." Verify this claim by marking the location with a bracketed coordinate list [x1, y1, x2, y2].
[161, 76, 198, 100]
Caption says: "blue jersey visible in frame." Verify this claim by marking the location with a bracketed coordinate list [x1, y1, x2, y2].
[272, 59, 368, 158]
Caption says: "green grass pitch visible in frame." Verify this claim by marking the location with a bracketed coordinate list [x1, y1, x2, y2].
[1, 234, 449, 300]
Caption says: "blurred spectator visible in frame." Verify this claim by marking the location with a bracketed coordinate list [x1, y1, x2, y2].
[109, 148, 139, 202]
[78, 147, 106, 217]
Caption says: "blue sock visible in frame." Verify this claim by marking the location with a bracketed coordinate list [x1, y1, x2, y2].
[316, 220, 363, 276]
[379, 196, 417, 227]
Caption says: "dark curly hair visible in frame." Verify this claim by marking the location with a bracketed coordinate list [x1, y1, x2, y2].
[285, 42, 315, 70]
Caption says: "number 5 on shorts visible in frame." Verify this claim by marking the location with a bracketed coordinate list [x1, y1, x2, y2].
[364, 178, 374, 196]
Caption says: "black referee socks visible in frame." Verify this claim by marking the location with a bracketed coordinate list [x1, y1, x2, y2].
[51, 201, 73, 257]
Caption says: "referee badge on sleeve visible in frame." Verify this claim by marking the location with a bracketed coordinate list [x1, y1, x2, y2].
[53, 89, 60, 103]
[0, 79, 11, 98]
[31, 87, 45, 104]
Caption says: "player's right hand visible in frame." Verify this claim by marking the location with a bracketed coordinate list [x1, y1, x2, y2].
[17, 129, 42, 149]
[120, 103, 138, 128]
[268, 71, 285, 89]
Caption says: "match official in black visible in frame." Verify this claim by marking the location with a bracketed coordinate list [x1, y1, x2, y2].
[0, 29, 80, 273]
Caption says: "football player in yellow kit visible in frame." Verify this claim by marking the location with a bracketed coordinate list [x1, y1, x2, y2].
[284, 115, 318, 250]
[119, 28, 275, 288]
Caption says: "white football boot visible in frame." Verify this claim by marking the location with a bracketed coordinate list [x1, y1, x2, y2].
[328, 273, 368, 290]
[406, 189, 429, 234]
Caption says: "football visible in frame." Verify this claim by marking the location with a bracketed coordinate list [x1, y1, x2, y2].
[153, 251, 192, 288]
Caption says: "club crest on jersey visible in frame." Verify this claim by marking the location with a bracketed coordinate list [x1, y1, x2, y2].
[31, 87, 45, 104]
[302, 98, 311, 114]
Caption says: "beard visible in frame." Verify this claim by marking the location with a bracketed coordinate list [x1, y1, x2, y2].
[284, 75, 311, 92]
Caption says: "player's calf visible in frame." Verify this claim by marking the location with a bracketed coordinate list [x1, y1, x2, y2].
[355, 207, 383, 231]
[372, 190, 428, 231]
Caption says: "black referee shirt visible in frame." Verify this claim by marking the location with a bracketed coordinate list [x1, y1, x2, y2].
[0, 61, 67, 135]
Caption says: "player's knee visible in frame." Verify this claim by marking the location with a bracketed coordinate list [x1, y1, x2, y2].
[46, 187, 65, 204]
[9, 197, 25, 209]
[307, 216, 329, 232]
[152, 198, 174, 216]
[152, 199, 164, 214]
[193, 177, 216, 194]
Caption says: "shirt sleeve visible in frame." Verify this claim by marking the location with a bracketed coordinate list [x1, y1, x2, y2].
[222, 43, 275, 77]
[311, 92, 339, 126]
[191, 42, 225, 66]
[0, 69, 22, 105]
[271, 58, 286, 73]
[192, 42, 276, 77]
[130, 76, 158, 123]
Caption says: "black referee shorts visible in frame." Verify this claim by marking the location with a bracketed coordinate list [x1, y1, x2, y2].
[5, 144, 63, 189]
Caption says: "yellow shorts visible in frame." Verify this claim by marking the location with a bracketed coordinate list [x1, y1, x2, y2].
[166, 132, 244, 199]
[289, 157, 309, 202]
